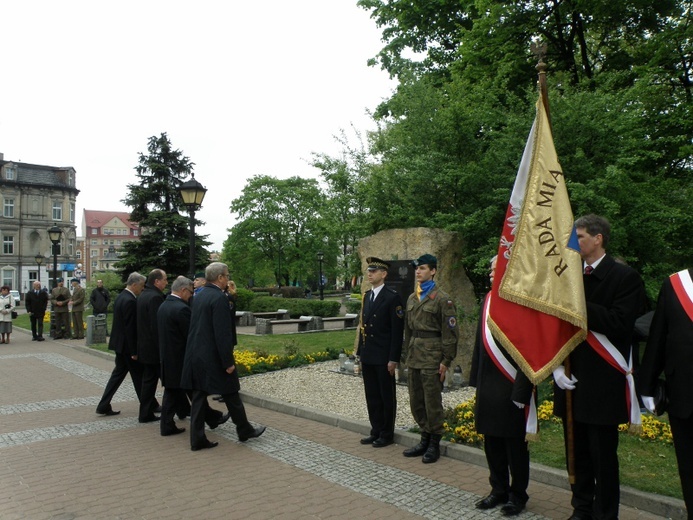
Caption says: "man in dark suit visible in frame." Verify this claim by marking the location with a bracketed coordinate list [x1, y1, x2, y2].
[356, 256, 404, 448]
[471, 256, 534, 517]
[95, 272, 146, 416]
[136, 269, 168, 423]
[638, 268, 693, 517]
[25, 281, 48, 341]
[553, 214, 646, 520]
[182, 262, 265, 451]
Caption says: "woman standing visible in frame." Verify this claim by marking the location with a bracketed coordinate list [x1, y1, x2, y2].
[0, 285, 16, 344]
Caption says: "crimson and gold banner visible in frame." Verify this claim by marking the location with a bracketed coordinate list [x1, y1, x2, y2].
[487, 95, 587, 384]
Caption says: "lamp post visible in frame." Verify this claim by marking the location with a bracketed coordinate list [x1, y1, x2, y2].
[177, 176, 207, 278]
[48, 225, 62, 289]
[317, 251, 324, 301]
[35, 253, 44, 283]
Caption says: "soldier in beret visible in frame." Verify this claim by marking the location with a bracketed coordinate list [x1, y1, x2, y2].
[357, 257, 405, 448]
[51, 277, 72, 339]
[402, 254, 458, 463]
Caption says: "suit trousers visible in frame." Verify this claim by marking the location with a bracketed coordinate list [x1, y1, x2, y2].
[669, 414, 693, 516]
[407, 367, 445, 435]
[362, 363, 397, 439]
[564, 420, 620, 520]
[484, 435, 530, 504]
[30, 313, 45, 339]
[160, 388, 190, 430]
[97, 352, 143, 411]
[139, 363, 161, 420]
[190, 390, 251, 448]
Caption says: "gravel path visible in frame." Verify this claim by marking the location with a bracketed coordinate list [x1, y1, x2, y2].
[241, 359, 476, 431]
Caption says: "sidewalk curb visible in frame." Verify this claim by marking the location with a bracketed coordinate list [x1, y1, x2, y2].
[240, 391, 687, 520]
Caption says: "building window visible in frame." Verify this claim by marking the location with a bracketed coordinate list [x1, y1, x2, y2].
[68, 240, 74, 256]
[1, 268, 13, 288]
[91, 260, 97, 268]
[91, 239, 97, 245]
[3, 198, 14, 218]
[70, 203, 75, 222]
[133, 229, 139, 236]
[52, 201, 62, 220]
[91, 228, 97, 235]
[76, 250, 82, 260]
[2, 236, 14, 254]
[5, 166, 16, 180]
[91, 249, 98, 258]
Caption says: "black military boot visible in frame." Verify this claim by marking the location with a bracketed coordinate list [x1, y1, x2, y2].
[422, 433, 442, 463]
[402, 432, 430, 457]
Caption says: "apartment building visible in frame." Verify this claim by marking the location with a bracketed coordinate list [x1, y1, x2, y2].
[82, 210, 140, 280]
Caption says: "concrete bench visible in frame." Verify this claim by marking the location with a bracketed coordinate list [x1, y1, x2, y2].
[255, 316, 315, 335]
[321, 313, 359, 329]
[253, 309, 290, 320]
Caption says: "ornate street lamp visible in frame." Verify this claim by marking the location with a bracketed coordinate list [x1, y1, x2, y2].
[317, 251, 324, 301]
[177, 176, 207, 278]
[35, 253, 44, 283]
[48, 225, 62, 289]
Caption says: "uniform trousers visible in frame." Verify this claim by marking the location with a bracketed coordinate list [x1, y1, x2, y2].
[190, 390, 254, 448]
[484, 435, 530, 504]
[407, 367, 445, 435]
[669, 414, 693, 517]
[564, 420, 620, 520]
[71, 311, 84, 338]
[362, 363, 397, 440]
[54, 312, 71, 338]
[97, 352, 143, 411]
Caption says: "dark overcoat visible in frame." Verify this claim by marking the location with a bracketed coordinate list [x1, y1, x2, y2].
[181, 283, 240, 395]
[157, 294, 191, 389]
[357, 286, 405, 365]
[25, 289, 48, 315]
[554, 255, 646, 425]
[136, 284, 165, 365]
[469, 294, 534, 438]
[638, 269, 693, 420]
[108, 289, 138, 356]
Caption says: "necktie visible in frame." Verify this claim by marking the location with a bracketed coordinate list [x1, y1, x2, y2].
[370, 291, 375, 304]
[584, 265, 594, 275]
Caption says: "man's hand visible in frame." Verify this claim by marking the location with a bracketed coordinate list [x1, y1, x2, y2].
[513, 401, 525, 409]
[553, 366, 577, 390]
[641, 396, 655, 414]
[387, 361, 397, 376]
[226, 365, 236, 374]
[438, 363, 447, 382]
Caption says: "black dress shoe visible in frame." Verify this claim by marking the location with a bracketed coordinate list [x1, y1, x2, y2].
[153, 405, 162, 414]
[372, 437, 394, 448]
[238, 426, 266, 442]
[96, 408, 121, 416]
[475, 494, 508, 510]
[138, 415, 160, 423]
[567, 515, 592, 520]
[37, 337, 45, 341]
[191, 440, 218, 451]
[501, 501, 525, 516]
[212, 395, 225, 402]
[161, 426, 186, 436]
[32, 337, 37, 341]
[360, 435, 378, 445]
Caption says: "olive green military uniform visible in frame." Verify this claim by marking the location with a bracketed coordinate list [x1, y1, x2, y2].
[402, 282, 458, 435]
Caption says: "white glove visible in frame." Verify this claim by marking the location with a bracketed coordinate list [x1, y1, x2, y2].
[641, 396, 655, 414]
[553, 366, 577, 391]
[513, 401, 525, 409]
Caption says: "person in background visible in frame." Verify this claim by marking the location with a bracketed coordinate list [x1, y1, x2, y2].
[193, 272, 206, 295]
[50, 278, 71, 339]
[638, 267, 693, 518]
[0, 285, 15, 344]
[401, 253, 459, 464]
[26, 280, 48, 341]
[70, 278, 86, 340]
[356, 256, 404, 448]
[90, 279, 111, 335]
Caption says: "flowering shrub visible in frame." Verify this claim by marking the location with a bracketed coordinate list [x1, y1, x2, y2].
[443, 397, 673, 445]
[233, 348, 339, 376]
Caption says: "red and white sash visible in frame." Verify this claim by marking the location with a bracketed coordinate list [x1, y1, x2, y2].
[670, 269, 693, 322]
[482, 294, 538, 434]
[585, 331, 641, 427]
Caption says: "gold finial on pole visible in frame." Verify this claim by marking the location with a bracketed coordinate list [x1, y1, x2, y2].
[530, 40, 552, 130]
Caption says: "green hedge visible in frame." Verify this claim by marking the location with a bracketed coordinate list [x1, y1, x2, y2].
[234, 287, 255, 311]
[345, 298, 362, 314]
[249, 296, 340, 318]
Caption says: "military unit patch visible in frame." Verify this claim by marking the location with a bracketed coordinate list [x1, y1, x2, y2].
[448, 316, 457, 328]
[396, 306, 404, 318]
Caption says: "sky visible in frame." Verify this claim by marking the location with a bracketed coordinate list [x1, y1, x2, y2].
[1, 1, 395, 251]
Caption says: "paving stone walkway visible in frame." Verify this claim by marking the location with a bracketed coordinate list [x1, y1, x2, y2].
[0, 329, 680, 519]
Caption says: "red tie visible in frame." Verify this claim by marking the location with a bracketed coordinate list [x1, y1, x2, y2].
[584, 265, 594, 275]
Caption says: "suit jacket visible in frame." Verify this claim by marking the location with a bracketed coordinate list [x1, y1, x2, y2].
[108, 289, 138, 356]
[71, 286, 85, 311]
[25, 289, 48, 315]
[638, 269, 693, 419]
[357, 286, 404, 365]
[50, 286, 71, 313]
[136, 284, 166, 365]
[157, 294, 191, 389]
[470, 294, 534, 438]
[554, 255, 646, 425]
[181, 283, 240, 395]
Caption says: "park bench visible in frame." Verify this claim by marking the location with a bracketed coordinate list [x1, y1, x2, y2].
[321, 313, 359, 329]
[253, 309, 290, 320]
[255, 316, 317, 335]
